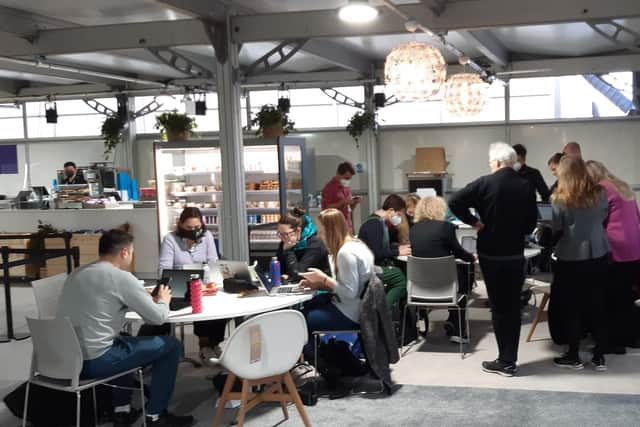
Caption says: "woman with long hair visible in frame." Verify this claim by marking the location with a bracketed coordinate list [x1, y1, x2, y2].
[298, 208, 375, 357]
[551, 156, 610, 371]
[586, 160, 640, 349]
[276, 207, 331, 282]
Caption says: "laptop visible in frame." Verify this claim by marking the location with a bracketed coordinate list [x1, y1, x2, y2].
[160, 268, 204, 310]
[207, 260, 253, 285]
[252, 267, 312, 296]
[461, 236, 477, 254]
[537, 203, 553, 223]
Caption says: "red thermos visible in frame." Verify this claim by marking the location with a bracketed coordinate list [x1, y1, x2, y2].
[189, 274, 203, 314]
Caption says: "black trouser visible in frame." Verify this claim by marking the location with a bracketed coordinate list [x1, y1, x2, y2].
[139, 320, 227, 346]
[555, 257, 608, 358]
[607, 260, 640, 347]
[479, 256, 525, 365]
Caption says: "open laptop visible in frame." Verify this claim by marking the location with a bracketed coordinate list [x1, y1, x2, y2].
[160, 268, 204, 310]
[537, 203, 553, 223]
[252, 267, 312, 296]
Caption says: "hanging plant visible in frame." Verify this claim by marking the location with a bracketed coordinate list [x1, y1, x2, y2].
[346, 110, 377, 146]
[155, 110, 197, 141]
[250, 104, 295, 137]
[101, 114, 126, 158]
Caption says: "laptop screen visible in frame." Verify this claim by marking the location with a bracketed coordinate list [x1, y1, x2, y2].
[461, 236, 476, 254]
[537, 204, 553, 222]
[253, 267, 273, 292]
[160, 269, 204, 300]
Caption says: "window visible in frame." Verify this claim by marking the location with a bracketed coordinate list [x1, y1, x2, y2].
[25, 98, 116, 138]
[509, 72, 633, 121]
[0, 104, 24, 139]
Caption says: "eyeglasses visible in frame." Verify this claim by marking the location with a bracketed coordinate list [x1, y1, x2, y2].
[277, 230, 295, 239]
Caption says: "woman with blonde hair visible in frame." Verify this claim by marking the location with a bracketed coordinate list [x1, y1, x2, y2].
[551, 156, 610, 371]
[409, 196, 475, 343]
[298, 208, 375, 357]
[393, 193, 421, 244]
[586, 160, 640, 349]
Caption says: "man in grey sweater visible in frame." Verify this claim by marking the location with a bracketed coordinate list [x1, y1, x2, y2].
[57, 228, 194, 427]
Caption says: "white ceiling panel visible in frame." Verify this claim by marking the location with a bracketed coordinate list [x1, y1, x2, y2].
[492, 23, 629, 57]
[0, 0, 188, 25]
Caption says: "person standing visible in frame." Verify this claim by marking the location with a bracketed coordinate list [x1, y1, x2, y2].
[586, 160, 640, 351]
[57, 229, 194, 427]
[321, 162, 362, 232]
[562, 141, 582, 158]
[449, 142, 538, 377]
[512, 144, 551, 202]
[61, 161, 87, 184]
[552, 156, 610, 371]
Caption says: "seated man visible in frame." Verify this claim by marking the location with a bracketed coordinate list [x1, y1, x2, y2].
[57, 228, 194, 427]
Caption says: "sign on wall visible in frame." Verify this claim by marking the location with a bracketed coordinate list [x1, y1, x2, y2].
[0, 145, 18, 174]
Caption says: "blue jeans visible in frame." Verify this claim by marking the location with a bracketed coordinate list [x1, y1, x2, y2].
[302, 294, 359, 359]
[81, 335, 181, 415]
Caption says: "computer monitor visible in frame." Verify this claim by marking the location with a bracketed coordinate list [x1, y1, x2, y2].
[31, 186, 49, 197]
[537, 204, 553, 222]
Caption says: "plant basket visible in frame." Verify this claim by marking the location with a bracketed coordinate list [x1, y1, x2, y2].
[262, 124, 284, 138]
[166, 130, 190, 142]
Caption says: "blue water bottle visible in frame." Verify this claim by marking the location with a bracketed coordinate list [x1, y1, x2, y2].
[270, 257, 281, 287]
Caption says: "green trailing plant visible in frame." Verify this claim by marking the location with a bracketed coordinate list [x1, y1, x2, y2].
[154, 110, 197, 139]
[101, 115, 126, 158]
[250, 104, 295, 136]
[346, 110, 377, 146]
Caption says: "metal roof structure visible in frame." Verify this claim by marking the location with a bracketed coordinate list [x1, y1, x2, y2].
[0, 0, 639, 101]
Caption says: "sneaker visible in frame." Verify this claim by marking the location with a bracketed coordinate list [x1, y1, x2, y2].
[591, 355, 607, 372]
[113, 408, 142, 427]
[443, 321, 455, 337]
[199, 345, 222, 366]
[481, 359, 517, 377]
[553, 355, 584, 370]
[146, 412, 195, 427]
[450, 335, 469, 344]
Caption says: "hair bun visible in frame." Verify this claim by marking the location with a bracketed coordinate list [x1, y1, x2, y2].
[291, 207, 306, 218]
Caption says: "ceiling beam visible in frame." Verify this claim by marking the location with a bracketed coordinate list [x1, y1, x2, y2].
[232, 0, 640, 42]
[461, 30, 509, 67]
[0, 58, 126, 86]
[0, 78, 20, 96]
[0, 19, 209, 57]
[507, 53, 640, 77]
[0, 5, 70, 37]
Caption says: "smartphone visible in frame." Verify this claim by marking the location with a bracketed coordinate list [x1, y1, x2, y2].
[152, 277, 172, 297]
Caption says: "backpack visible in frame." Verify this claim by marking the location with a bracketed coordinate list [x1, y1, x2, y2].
[314, 338, 369, 389]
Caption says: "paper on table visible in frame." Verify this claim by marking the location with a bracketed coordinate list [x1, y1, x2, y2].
[416, 188, 437, 198]
[168, 307, 193, 317]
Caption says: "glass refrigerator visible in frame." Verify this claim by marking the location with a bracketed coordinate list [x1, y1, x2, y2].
[153, 137, 308, 258]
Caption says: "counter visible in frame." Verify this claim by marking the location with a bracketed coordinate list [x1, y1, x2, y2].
[0, 208, 159, 278]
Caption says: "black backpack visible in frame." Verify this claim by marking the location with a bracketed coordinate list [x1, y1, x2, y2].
[314, 338, 369, 389]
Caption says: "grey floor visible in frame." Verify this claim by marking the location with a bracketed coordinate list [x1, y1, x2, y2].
[2, 281, 640, 426]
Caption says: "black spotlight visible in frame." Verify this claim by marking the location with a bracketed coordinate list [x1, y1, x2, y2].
[195, 94, 207, 115]
[116, 94, 129, 123]
[373, 93, 386, 108]
[277, 96, 290, 113]
[45, 102, 58, 124]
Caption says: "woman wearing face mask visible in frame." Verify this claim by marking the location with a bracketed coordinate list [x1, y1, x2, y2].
[358, 194, 410, 309]
[157, 207, 224, 363]
[276, 207, 331, 283]
[391, 193, 421, 245]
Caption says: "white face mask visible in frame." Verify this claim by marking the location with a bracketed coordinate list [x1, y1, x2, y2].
[513, 162, 522, 172]
[390, 215, 402, 227]
[340, 179, 351, 187]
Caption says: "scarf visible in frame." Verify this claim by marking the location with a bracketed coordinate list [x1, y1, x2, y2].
[293, 215, 317, 251]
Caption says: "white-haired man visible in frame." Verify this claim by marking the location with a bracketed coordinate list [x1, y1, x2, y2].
[449, 142, 538, 377]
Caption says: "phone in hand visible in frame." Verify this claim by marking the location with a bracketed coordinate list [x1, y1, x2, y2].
[152, 277, 172, 297]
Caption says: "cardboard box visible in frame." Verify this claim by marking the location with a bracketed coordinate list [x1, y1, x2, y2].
[415, 147, 447, 173]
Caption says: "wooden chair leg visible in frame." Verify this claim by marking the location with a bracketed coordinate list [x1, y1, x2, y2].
[212, 373, 236, 427]
[275, 378, 289, 420]
[236, 379, 251, 427]
[283, 372, 312, 427]
[527, 292, 550, 342]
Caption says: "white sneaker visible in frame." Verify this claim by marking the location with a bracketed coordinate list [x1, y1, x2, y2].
[224, 399, 241, 409]
[450, 335, 469, 344]
[199, 345, 223, 366]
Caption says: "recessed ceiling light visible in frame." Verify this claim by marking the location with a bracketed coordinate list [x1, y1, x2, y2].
[338, 0, 379, 24]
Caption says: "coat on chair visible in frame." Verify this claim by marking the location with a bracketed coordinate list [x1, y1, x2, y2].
[359, 274, 400, 393]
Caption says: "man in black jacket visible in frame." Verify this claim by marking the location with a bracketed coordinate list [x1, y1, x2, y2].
[449, 142, 538, 377]
[512, 144, 550, 203]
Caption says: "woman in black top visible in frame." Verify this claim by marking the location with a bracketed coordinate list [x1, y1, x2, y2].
[276, 208, 331, 282]
[410, 196, 475, 343]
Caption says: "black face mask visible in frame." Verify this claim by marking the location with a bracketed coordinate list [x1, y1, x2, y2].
[177, 228, 203, 242]
[65, 171, 75, 178]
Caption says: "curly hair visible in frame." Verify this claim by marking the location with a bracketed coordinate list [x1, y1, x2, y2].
[414, 196, 447, 222]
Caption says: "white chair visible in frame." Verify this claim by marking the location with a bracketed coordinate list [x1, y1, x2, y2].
[401, 255, 470, 359]
[212, 310, 311, 427]
[23, 317, 146, 427]
[31, 273, 67, 318]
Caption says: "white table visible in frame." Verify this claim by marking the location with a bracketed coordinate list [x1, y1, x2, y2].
[126, 291, 313, 323]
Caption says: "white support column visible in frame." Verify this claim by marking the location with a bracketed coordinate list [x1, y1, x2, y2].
[215, 19, 249, 260]
[363, 84, 379, 212]
[21, 103, 31, 189]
